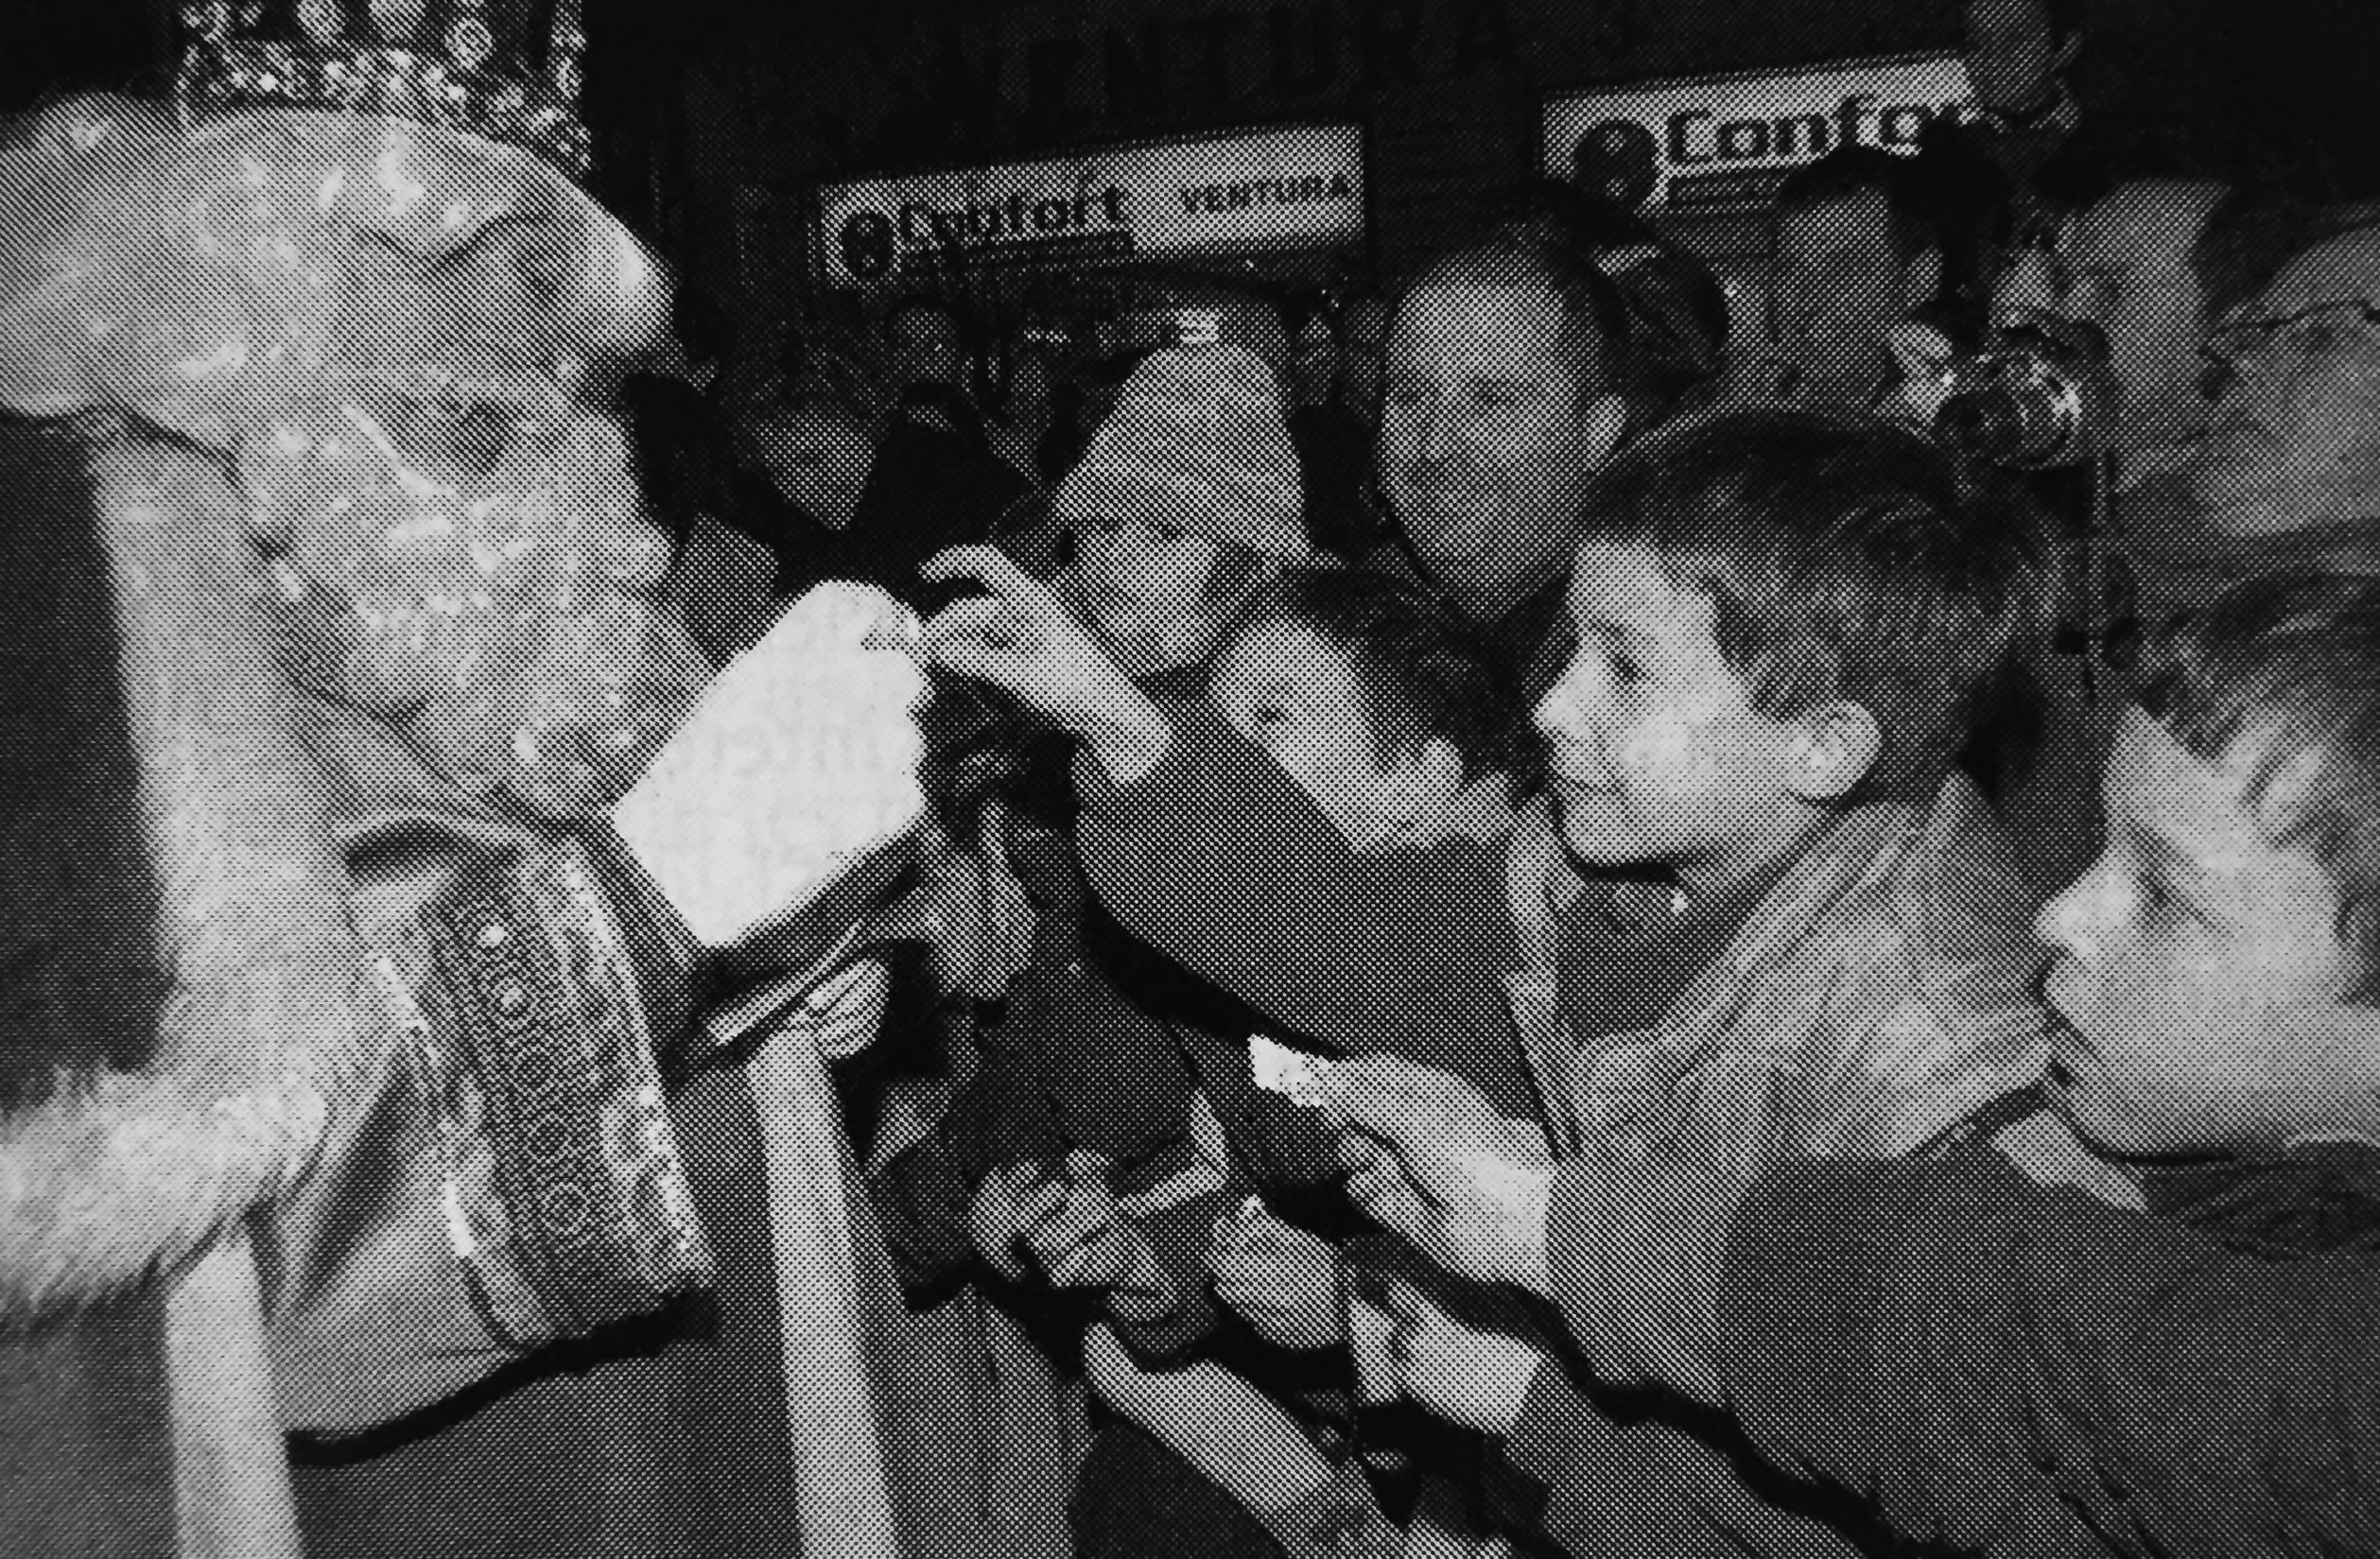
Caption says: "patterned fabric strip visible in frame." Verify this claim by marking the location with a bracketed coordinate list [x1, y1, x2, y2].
[397, 837, 714, 1349]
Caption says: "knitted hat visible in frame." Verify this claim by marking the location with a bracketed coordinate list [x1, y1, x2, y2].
[1052, 344, 1307, 560]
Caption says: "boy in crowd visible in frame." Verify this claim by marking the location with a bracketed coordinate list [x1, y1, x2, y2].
[1332, 562, 2380, 1557]
[860, 341, 1309, 1559]
[867, 340, 1304, 1293]
[926, 558, 1543, 1553]
[884, 339, 1481, 1559]
[1347, 405, 2120, 1558]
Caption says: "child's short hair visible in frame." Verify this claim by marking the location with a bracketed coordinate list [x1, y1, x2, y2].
[2137, 549, 2380, 998]
[1235, 566, 1530, 783]
[1574, 406, 2032, 800]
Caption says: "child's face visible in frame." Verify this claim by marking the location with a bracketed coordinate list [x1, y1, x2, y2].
[1531, 538, 1808, 885]
[2037, 707, 2380, 1157]
[1072, 514, 1237, 675]
[1209, 619, 1442, 850]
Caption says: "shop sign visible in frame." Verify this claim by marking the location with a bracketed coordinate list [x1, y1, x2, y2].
[813, 123, 1364, 286]
[1543, 53, 1975, 216]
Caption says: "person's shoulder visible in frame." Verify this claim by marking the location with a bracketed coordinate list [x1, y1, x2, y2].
[1870, 773, 2049, 1002]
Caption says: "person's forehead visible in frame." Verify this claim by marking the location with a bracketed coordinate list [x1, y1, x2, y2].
[2074, 181, 2222, 260]
[1220, 617, 1356, 691]
[1389, 284, 1575, 368]
[1568, 538, 1714, 638]
[1231, 615, 1336, 665]
[2109, 706, 2339, 892]
[2255, 226, 2380, 315]
[1779, 188, 1897, 245]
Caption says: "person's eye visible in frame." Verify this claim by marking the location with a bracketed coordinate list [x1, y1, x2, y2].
[1470, 385, 1520, 411]
[1154, 523, 1187, 546]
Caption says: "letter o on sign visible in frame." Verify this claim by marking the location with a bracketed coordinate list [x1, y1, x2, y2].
[839, 211, 895, 282]
[1717, 119, 1770, 160]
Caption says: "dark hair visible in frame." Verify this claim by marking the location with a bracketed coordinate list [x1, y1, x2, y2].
[2191, 188, 2357, 322]
[1494, 182, 1729, 426]
[1572, 406, 2034, 800]
[1776, 146, 1941, 260]
[1396, 211, 1630, 400]
[1236, 566, 1531, 784]
[2136, 548, 2380, 998]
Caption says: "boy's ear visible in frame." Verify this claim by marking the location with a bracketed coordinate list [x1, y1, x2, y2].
[1382, 738, 1467, 826]
[1581, 394, 1629, 468]
[1781, 701, 1882, 803]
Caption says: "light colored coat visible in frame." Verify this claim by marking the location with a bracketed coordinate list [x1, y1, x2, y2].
[1507, 773, 2107, 1180]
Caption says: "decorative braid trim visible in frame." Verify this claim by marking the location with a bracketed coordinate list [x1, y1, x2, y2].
[395, 838, 711, 1349]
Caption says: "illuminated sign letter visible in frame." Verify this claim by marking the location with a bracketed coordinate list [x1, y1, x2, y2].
[1667, 109, 1713, 166]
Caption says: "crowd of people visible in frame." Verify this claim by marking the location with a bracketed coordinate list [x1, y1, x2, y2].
[7, 3, 2380, 1558]
[685, 49, 2380, 1559]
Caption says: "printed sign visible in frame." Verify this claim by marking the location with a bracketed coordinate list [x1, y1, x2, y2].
[812, 123, 1364, 286]
[1543, 53, 1975, 217]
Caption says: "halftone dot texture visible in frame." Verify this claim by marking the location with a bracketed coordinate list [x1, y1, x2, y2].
[9, 17, 2380, 1559]
[1056, 343, 1307, 561]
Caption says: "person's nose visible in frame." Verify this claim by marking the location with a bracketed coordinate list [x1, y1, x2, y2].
[2033, 854, 2112, 962]
[1530, 659, 1599, 746]
[1413, 394, 1459, 465]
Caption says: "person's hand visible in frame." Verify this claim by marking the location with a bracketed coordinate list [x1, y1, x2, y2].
[783, 957, 894, 1062]
[917, 546, 1172, 785]
[1878, 320, 1961, 427]
[611, 580, 929, 948]
[1208, 1199, 1344, 1351]
[1328, 1056, 1552, 1292]
[1018, 1150, 1153, 1293]
[1382, 1275, 1547, 1438]
[970, 1162, 1064, 1282]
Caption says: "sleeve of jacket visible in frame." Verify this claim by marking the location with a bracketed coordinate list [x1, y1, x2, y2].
[264, 825, 720, 1435]
[869, 1068, 992, 1301]
[1074, 696, 1511, 1064]
[975, 961, 1066, 1175]
[1769, 922, 2051, 1165]
[1716, 1154, 2380, 1559]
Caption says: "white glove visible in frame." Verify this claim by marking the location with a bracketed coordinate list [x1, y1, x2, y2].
[611, 580, 929, 948]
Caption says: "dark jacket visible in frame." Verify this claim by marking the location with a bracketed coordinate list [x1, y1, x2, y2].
[866, 661, 1245, 1360]
[844, 400, 1029, 611]
[1711, 1136, 2380, 1559]
[1070, 697, 1541, 1360]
